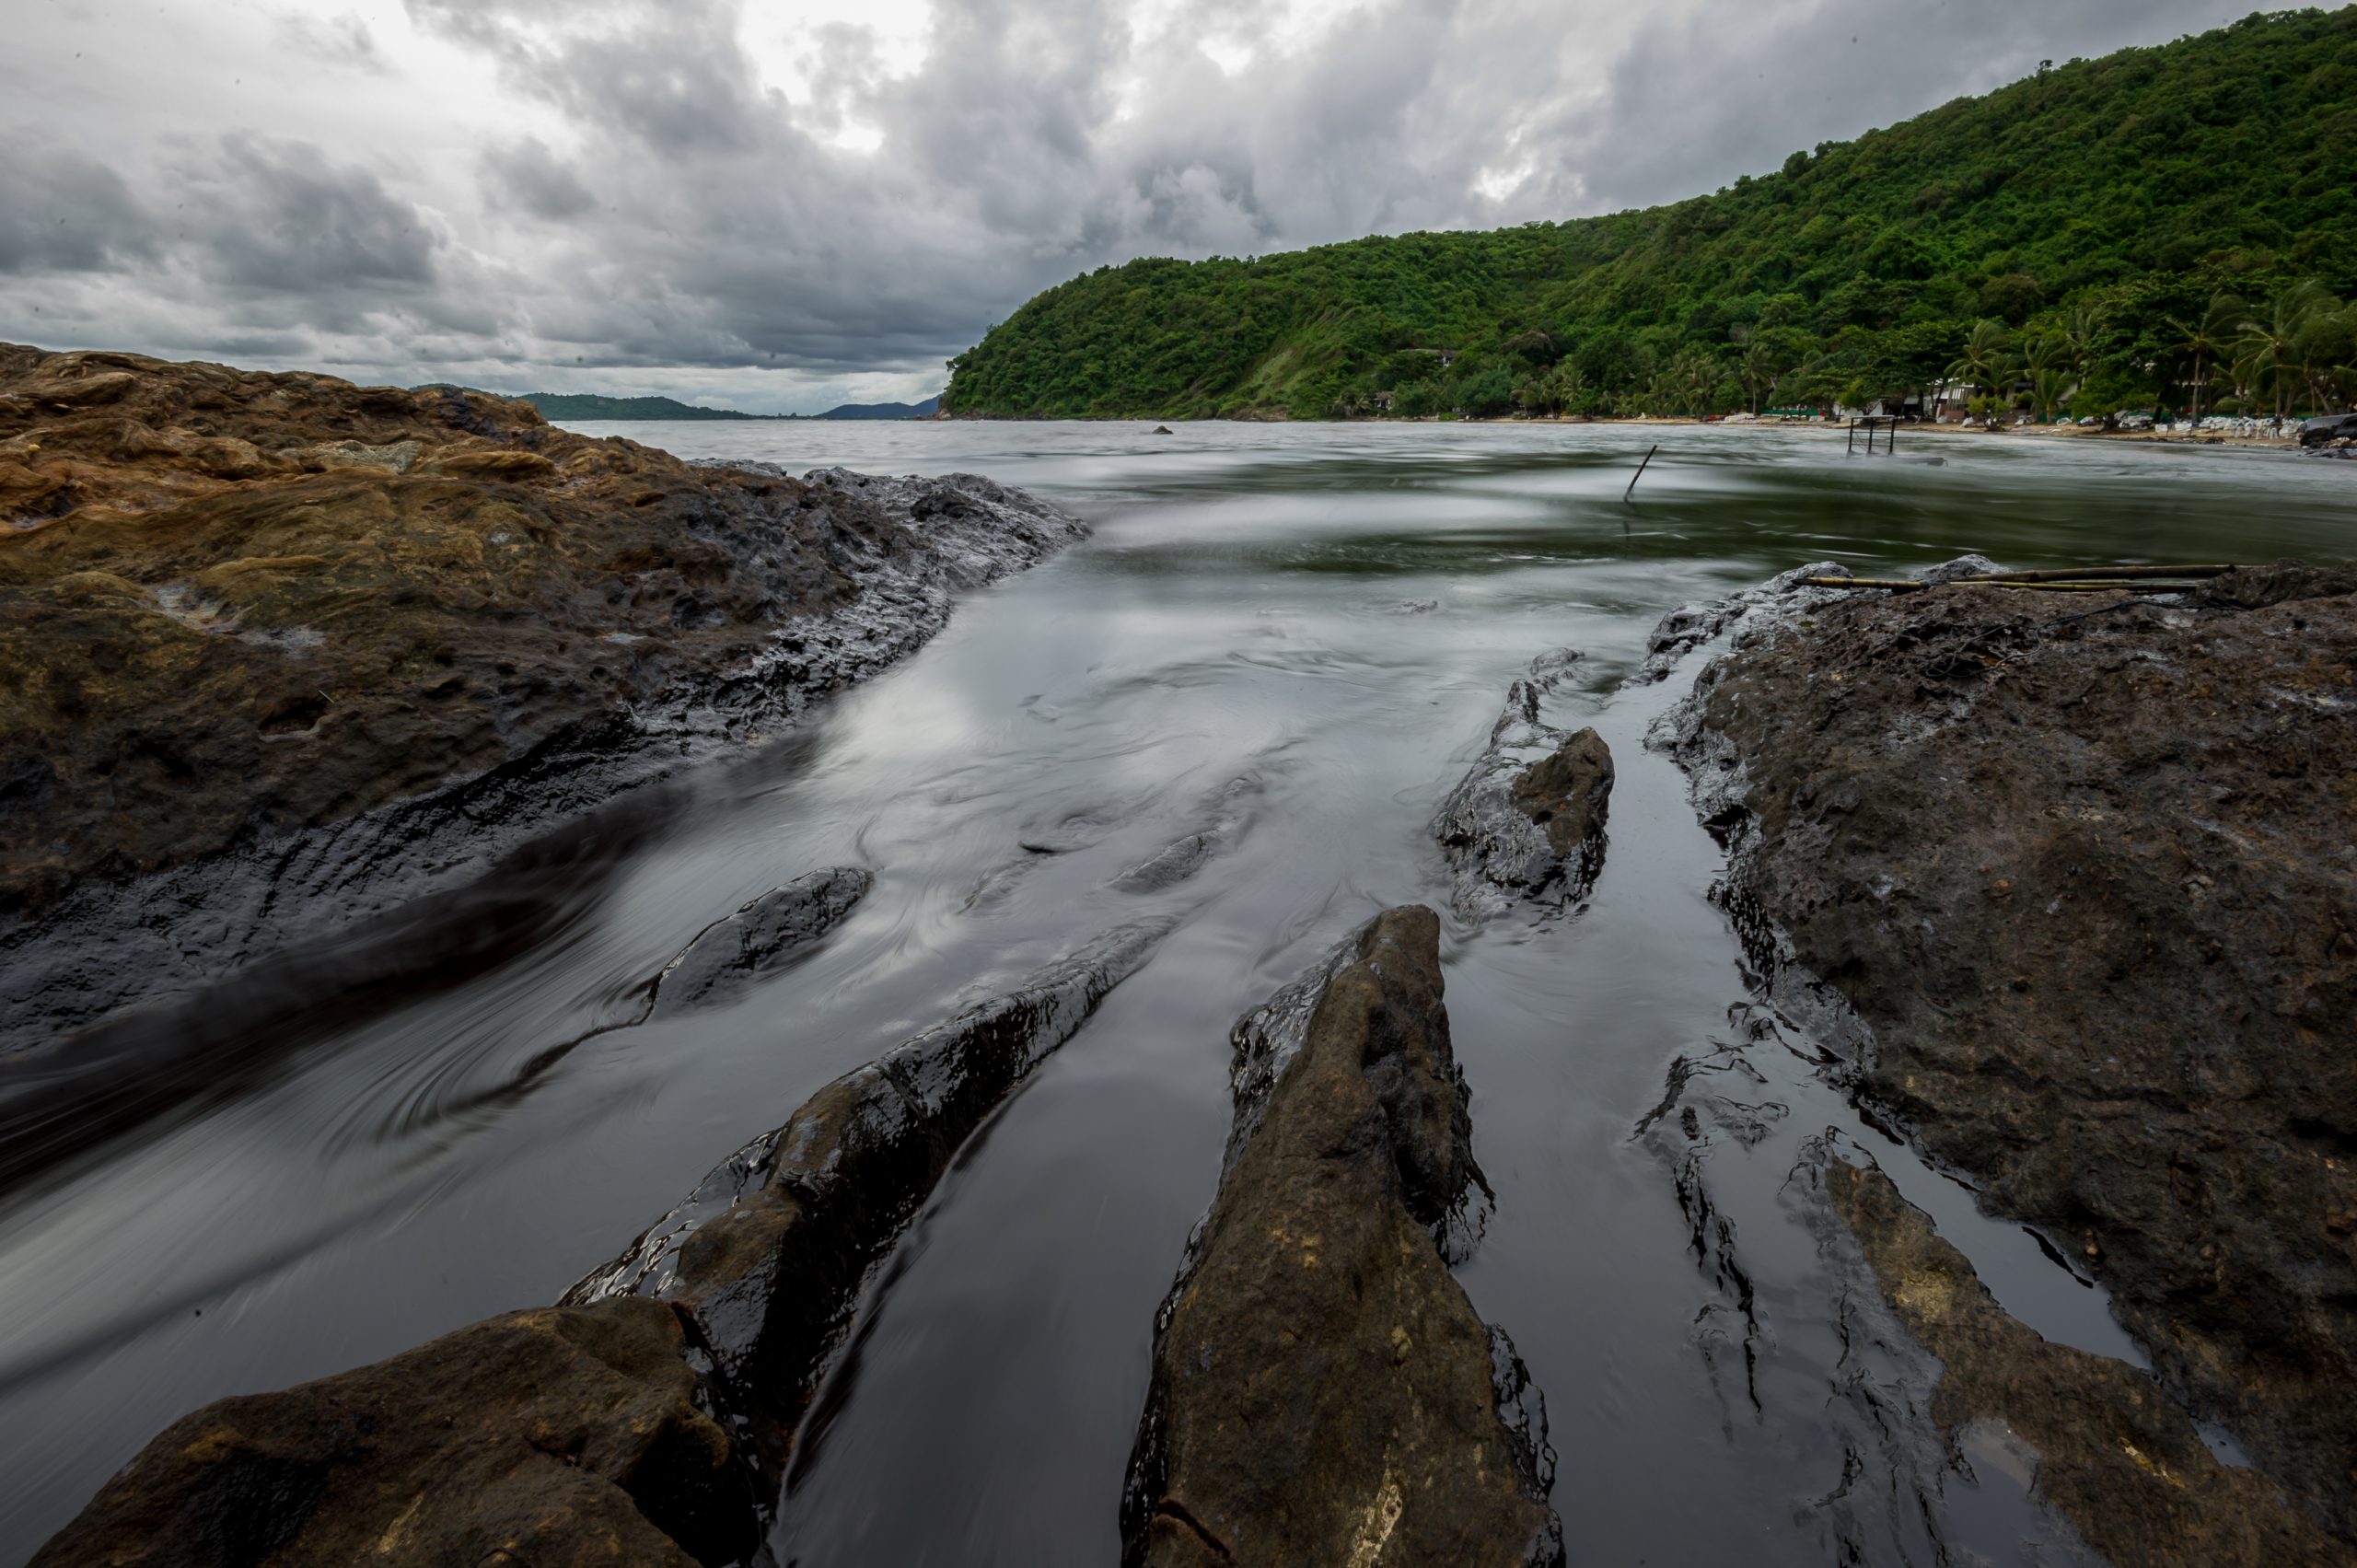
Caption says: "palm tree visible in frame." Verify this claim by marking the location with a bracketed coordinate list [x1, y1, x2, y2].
[1947, 320, 2014, 412]
[2057, 304, 2107, 381]
[2294, 292, 2351, 415]
[2165, 292, 2244, 426]
[2033, 369, 2073, 424]
[2235, 281, 2336, 426]
[1547, 362, 1589, 415]
[1737, 338, 1784, 414]
[2018, 333, 2073, 421]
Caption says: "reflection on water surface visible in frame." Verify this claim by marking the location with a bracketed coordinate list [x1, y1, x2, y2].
[1, 421, 2345, 1562]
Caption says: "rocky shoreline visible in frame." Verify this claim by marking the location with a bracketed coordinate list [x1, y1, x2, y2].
[0, 347, 1082, 1066]
[1653, 557, 2357, 1558]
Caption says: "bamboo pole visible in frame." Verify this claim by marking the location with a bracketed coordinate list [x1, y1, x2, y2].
[1797, 575, 2211, 594]
[1961, 564, 2232, 583]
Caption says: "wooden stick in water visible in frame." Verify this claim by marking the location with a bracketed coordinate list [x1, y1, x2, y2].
[1624, 445, 1658, 502]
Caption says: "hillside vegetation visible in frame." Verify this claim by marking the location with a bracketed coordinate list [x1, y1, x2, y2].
[942, 7, 2357, 422]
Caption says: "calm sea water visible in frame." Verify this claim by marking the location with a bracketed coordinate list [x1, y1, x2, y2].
[2, 422, 2348, 1562]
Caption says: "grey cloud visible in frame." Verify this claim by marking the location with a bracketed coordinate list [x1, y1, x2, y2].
[273, 13, 388, 73]
[2, 0, 2278, 411]
[169, 134, 442, 295]
[0, 129, 157, 274]
[482, 137, 599, 220]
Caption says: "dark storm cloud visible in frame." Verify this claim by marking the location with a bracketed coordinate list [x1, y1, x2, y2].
[0, 0, 2274, 410]
[0, 129, 157, 274]
[170, 134, 443, 296]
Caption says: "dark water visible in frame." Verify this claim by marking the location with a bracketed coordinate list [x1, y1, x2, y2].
[1, 423, 2348, 1562]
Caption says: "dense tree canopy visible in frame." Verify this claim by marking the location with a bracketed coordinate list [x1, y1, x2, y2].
[942, 8, 2357, 422]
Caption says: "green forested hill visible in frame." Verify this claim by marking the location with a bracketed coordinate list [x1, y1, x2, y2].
[942, 7, 2357, 421]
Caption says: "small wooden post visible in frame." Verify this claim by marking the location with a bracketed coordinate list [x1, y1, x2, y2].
[1623, 444, 1658, 502]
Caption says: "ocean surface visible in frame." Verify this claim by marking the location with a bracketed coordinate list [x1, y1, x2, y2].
[3, 420, 2349, 1562]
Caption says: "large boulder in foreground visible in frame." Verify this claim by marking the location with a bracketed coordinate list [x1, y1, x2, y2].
[1123, 906, 1562, 1567]
[1434, 649, 1612, 918]
[1827, 1162, 2346, 1568]
[0, 343, 1084, 1042]
[29, 1297, 749, 1568]
[1664, 560, 2357, 1546]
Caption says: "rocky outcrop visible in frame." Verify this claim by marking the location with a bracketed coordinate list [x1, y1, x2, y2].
[1434, 649, 1612, 918]
[1660, 559, 2357, 1549]
[1827, 1162, 2349, 1568]
[0, 344, 1085, 1045]
[651, 865, 873, 1018]
[1122, 907, 1562, 1567]
[34, 919, 1170, 1563]
[567, 917, 1174, 1486]
[30, 1297, 752, 1568]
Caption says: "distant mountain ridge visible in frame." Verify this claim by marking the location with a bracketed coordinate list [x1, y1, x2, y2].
[817, 397, 941, 420]
[517, 392, 783, 421]
[941, 8, 2357, 420]
[505, 392, 941, 422]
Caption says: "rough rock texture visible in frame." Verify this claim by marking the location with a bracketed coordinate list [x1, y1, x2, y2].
[0, 344, 1084, 1044]
[1122, 907, 1562, 1568]
[29, 1296, 752, 1568]
[1434, 648, 1612, 918]
[1662, 559, 2357, 1546]
[568, 918, 1174, 1489]
[1827, 1162, 2351, 1568]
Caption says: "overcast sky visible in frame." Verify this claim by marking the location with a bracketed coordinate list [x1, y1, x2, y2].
[4, 0, 2268, 412]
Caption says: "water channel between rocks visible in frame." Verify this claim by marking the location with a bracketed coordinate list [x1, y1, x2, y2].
[2, 422, 2349, 1563]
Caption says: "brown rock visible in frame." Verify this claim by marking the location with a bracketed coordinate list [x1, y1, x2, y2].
[29, 1297, 751, 1568]
[0, 343, 1082, 1056]
[1123, 906, 1562, 1567]
[569, 918, 1174, 1487]
[1510, 726, 1614, 856]
[1671, 561, 2357, 1542]
[1827, 1162, 2351, 1568]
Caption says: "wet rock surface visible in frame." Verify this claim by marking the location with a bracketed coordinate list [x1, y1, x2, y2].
[567, 918, 1174, 1491]
[0, 344, 1084, 1045]
[1827, 1162, 2350, 1567]
[1122, 906, 1562, 1568]
[34, 918, 1170, 1563]
[1434, 648, 1612, 918]
[652, 865, 874, 1018]
[1111, 776, 1261, 893]
[1660, 558, 2357, 1548]
[30, 1296, 751, 1568]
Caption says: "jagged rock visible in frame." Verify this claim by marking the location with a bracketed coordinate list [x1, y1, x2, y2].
[568, 917, 1175, 1486]
[34, 919, 1172, 1563]
[1434, 649, 1612, 918]
[0, 344, 1085, 1047]
[1122, 907, 1562, 1568]
[29, 1297, 752, 1568]
[653, 865, 873, 1016]
[1662, 556, 2357, 1549]
[1826, 1163, 2349, 1568]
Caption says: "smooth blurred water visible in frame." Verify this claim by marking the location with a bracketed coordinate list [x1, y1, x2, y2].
[0, 421, 2347, 1562]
